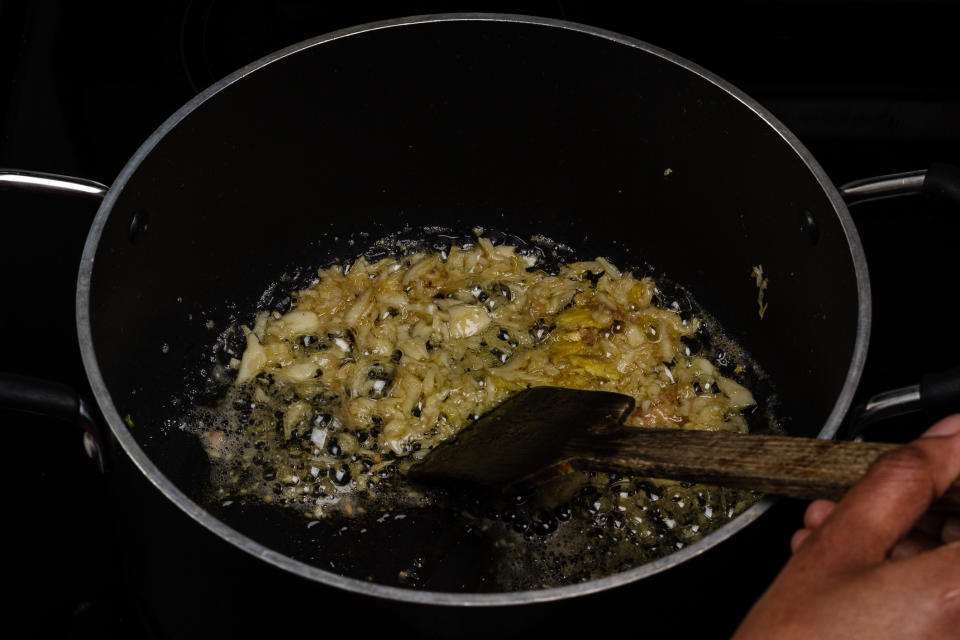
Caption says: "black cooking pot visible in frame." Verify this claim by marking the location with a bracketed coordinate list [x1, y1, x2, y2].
[3, 14, 960, 633]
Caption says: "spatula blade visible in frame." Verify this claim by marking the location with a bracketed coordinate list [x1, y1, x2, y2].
[408, 387, 635, 492]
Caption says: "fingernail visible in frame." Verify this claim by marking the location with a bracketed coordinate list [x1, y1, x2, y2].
[921, 415, 960, 438]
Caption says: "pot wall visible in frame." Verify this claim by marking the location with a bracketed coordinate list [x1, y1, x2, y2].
[82, 17, 864, 594]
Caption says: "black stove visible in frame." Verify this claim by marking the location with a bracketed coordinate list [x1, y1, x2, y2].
[3, 2, 959, 638]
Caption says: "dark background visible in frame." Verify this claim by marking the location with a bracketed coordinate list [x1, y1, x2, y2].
[2, 1, 959, 637]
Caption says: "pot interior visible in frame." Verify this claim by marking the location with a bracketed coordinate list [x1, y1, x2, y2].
[83, 17, 864, 594]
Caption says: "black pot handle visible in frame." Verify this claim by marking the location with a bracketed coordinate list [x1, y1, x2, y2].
[920, 366, 960, 419]
[838, 164, 960, 438]
[1, 172, 109, 470]
[1, 372, 81, 419]
[844, 367, 960, 440]
[840, 163, 960, 207]
[923, 163, 960, 207]
[0, 169, 108, 199]
[1, 374, 108, 473]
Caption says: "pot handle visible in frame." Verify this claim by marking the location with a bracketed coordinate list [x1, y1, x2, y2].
[840, 163, 960, 206]
[844, 366, 960, 440]
[0, 373, 108, 472]
[0, 169, 108, 199]
[839, 164, 960, 439]
[1, 172, 109, 470]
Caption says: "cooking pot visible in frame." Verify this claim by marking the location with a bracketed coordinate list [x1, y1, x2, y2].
[3, 13, 960, 629]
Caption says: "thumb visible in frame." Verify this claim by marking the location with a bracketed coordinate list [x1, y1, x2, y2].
[799, 415, 960, 570]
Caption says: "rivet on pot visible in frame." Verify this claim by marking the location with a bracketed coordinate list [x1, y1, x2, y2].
[82, 431, 105, 472]
[799, 209, 819, 245]
[129, 208, 149, 244]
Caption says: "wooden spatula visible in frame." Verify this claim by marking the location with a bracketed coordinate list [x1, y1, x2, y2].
[409, 386, 960, 513]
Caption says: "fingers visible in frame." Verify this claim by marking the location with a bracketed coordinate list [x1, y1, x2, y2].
[790, 528, 811, 553]
[797, 520, 955, 558]
[801, 415, 960, 569]
[879, 539, 960, 633]
[888, 532, 941, 561]
[924, 416, 960, 437]
[791, 500, 835, 554]
[803, 499, 835, 529]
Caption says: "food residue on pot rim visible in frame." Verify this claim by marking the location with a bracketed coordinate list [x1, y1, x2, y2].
[751, 264, 769, 319]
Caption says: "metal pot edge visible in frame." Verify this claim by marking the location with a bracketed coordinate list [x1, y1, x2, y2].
[74, 12, 872, 607]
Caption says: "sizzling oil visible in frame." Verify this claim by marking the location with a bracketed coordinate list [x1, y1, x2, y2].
[186, 230, 777, 591]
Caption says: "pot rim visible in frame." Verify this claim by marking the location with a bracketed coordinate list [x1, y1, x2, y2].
[75, 12, 871, 606]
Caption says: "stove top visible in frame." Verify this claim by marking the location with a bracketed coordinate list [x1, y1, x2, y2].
[2, 2, 959, 638]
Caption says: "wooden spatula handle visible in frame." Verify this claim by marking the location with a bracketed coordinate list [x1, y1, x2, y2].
[570, 429, 960, 514]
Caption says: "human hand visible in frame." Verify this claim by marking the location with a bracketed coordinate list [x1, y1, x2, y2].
[733, 415, 960, 639]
